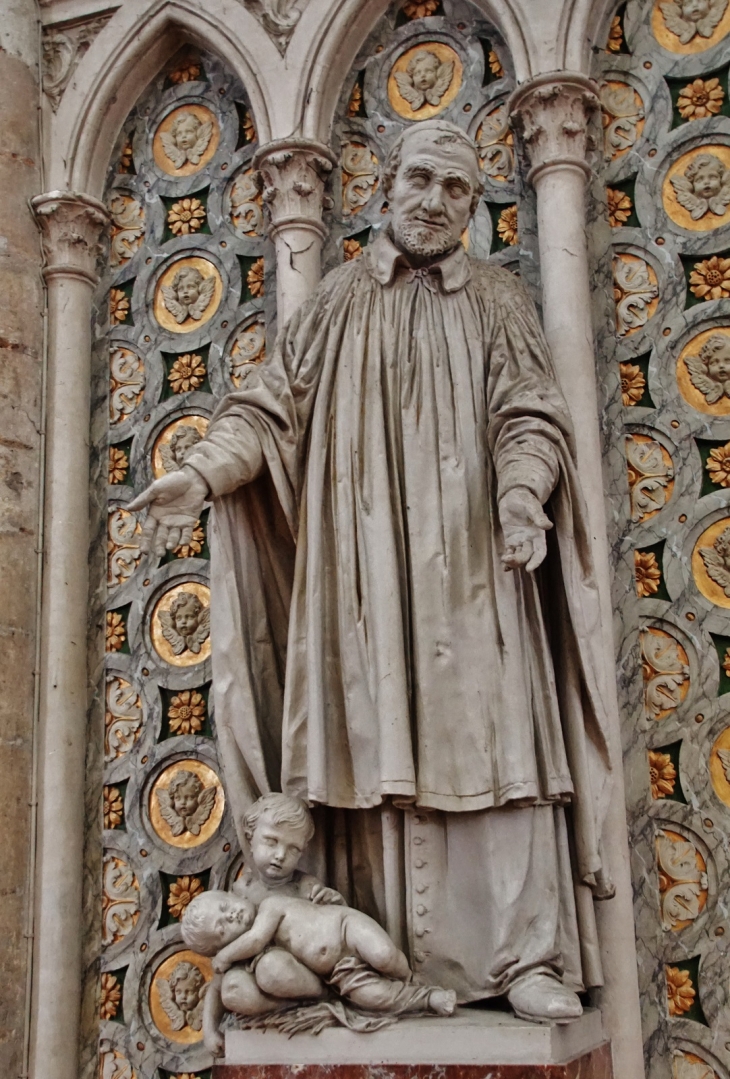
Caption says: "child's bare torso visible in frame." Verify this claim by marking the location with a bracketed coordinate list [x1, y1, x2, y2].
[232, 868, 320, 907]
[259, 895, 351, 976]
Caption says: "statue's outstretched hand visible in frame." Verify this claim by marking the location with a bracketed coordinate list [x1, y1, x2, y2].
[127, 465, 208, 558]
[499, 486, 553, 573]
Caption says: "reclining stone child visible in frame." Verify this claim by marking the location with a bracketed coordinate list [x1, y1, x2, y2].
[180, 793, 455, 1054]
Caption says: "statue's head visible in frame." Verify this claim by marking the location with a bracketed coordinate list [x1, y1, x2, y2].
[169, 591, 203, 636]
[382, 120, 484, 259]
[685, 153, 725, 200]
[168, 767, 204, 818]
[171, 111, 202, 151]
[242, 792, 315, 883]
[181, 890, 256, 955]
[173, 267, 204, 306]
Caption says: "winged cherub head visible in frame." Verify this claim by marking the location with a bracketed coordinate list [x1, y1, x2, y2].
[161, 266, 216, 325]
[159, 960, 206, 1031]
[670, 153, 730, 220]
[161, 425, 203, 473]
[659, 0, 727, 43]
[394, 49, 455, 111]
[157, 768, 217, 838]
[159, 591, 210, 656]
[700, 524, 730, 598]
[685, 333, 730, 404]
[160, 110, 214, 169]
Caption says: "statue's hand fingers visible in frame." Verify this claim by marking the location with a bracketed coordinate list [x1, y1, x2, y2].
[154, 522, 170, 558]
[530, 508, 553, 531]
[525, 532, 547, 572]
[127, 485, 157, 513]
[166, 526, 182, 551]
[139, 513, 158, 555]
[178, 523, 194, 549]
[501, 540, 531, 570]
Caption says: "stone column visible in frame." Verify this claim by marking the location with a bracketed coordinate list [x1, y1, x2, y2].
[509, 74, 645, 1079]
[0, 3, 43, 1075]
[29, 191, 108, 1079]
[253, 138, 336, 323]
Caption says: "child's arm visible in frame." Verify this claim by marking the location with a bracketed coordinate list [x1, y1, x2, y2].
[203, 973, 225, 1058]
[213, 904, 282, 972]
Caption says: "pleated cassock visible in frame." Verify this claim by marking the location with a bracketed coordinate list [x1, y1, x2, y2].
[185, 232, 614, 998]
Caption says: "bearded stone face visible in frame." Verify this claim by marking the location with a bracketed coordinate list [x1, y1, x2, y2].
[388, 130, 480, 260]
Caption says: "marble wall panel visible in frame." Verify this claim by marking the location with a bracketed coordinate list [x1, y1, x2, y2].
[595, 4, 730, 1077]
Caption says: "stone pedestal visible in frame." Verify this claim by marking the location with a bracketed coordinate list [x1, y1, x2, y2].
[214, 1009, 612, 1077]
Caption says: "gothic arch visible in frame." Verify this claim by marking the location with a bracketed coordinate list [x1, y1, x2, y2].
[50, 0, 274, 197]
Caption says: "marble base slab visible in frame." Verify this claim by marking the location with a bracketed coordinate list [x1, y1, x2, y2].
[217, 1007, 610, 1072]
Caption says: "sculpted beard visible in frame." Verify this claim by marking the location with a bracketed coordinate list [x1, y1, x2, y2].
[394, 215, 457, 258]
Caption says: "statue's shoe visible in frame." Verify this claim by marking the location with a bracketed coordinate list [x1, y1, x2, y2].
[507, 973, 583, 1025]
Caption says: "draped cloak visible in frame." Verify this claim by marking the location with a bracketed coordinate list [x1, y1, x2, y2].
[185, 233, 614, 995]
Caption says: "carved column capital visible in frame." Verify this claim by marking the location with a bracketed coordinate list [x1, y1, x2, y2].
[508, 73, 599, 186]
[253, 139, 337, 243]
[31, 190, 109, 286]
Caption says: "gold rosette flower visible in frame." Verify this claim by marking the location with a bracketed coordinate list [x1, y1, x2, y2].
[167, 198, 206, 236]
[106, 611, 126, 652]
[607, 187, 632, 228]
[619, 362, 645, 406]
[174, 521, 205, 559]
[677, 78, 724, 121]
[168, 875, 205, 919]
[689, 256, 730, 301]
[110, 288, 130, 324]
[402, 0, 439, 16]
[635, 550, 661, 597]
[648, 750, 676, 799]
[666, 966, 696, 1016]
[247, 258, 265, 297]
[168, 689, 206, 734]
[344, 238, 363, 261]
[103, 786, 124, 829]
[100, 973, 122, 1020]
[488, 50, 504, 77]
[347, 83, 363, 117]
[243, 111, 256, 143]
[169, 59, 201, 84]
[607, 14, 623, 51]
[168, 353, 206, 394]
[722, 647, 730, 679]
[497, 205, 518, 246]
[707, 442, 730, 487]
[119, 141, 134, 173]
[108, 446, 129, 485]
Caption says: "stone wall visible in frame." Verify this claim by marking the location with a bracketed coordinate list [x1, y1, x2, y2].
[0, 0, 43, 1073]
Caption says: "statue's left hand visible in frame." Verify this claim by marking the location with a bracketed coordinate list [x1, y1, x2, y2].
[213, 954, 232, 975]
[499, 487, 553, 573]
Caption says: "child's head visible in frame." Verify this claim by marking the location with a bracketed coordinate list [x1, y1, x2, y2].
[181, 890, 256, 956]
[167, 959, 205, 1011]
[686, 153, 724, 200]
[169, 592, 203, 637]
[242, 793, 315, 883]
[171, 111, 202, 151]
[407, 50, 440, 92]
[168, 768, 203, 818]
[173, 266, 204, 306]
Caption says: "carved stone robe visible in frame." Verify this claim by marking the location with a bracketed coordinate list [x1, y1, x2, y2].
[185, 233, 613, 999]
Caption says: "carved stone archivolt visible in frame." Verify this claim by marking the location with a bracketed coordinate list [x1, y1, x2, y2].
[42, 16, 111, 111]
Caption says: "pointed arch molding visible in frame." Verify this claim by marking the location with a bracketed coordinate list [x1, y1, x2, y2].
[50, 0, 277, 196]
[51, 0, 615, 195]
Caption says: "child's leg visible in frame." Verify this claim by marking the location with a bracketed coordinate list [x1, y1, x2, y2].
[254, 948, 326, 1000]
[343, 912, 411, 980]
[220, 967, 280, 1016]
[336, 965, 456, 1016]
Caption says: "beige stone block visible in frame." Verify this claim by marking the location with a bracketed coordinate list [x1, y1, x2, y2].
[0, 533, 38, 633]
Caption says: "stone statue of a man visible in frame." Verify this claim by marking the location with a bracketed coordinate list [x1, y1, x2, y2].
[130, 120, 614, 1024]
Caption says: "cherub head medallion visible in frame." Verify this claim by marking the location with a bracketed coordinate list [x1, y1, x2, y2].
[159, 591, 210, 656]
[685, 333, 730, 403]
[157, 768, 216, 838]
[670, 153, 730, 221]
[659, 0, 728, 44]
